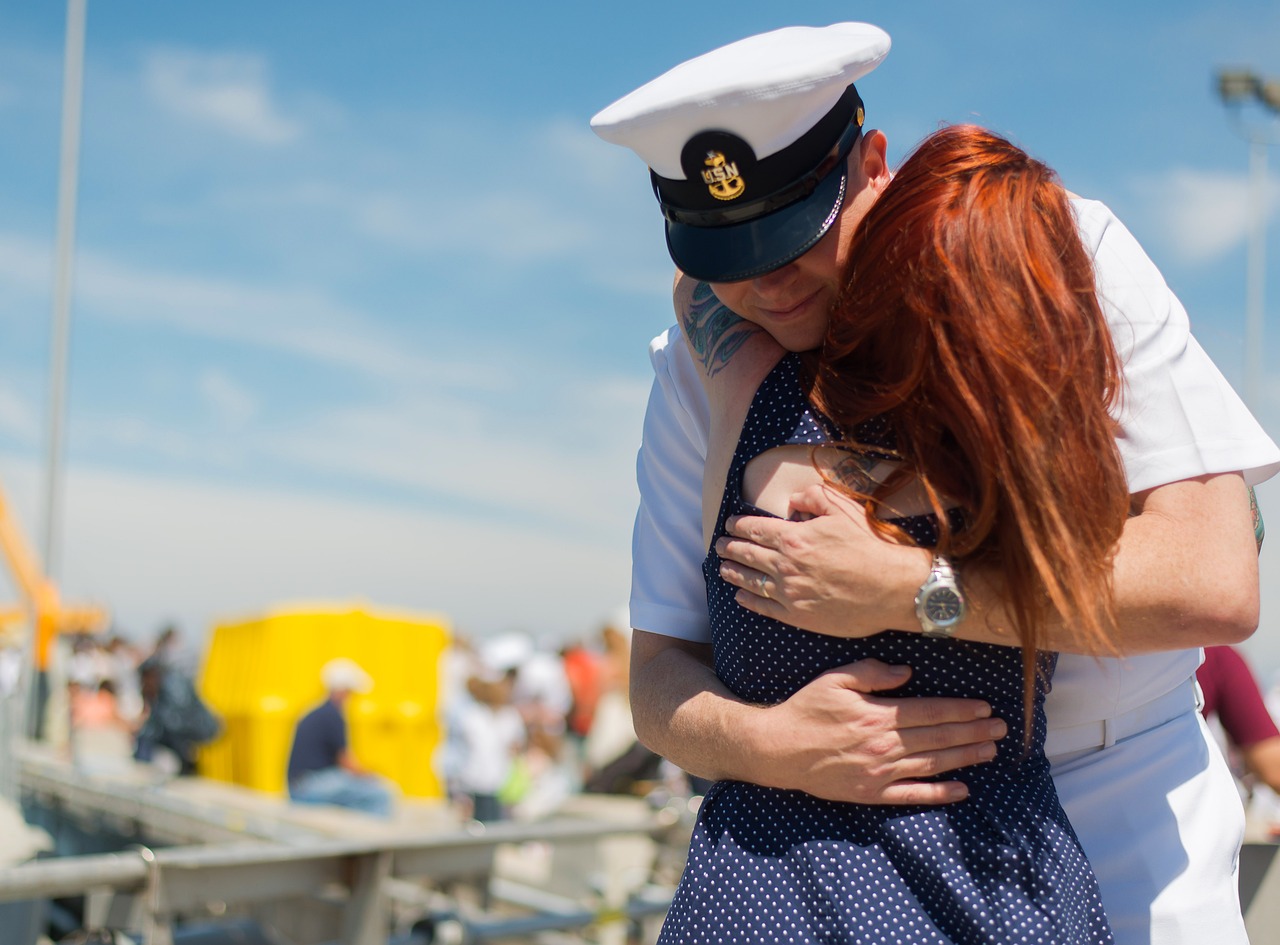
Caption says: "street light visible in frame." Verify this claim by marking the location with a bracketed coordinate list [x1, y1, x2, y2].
[1219, 70, 1260, 102]
[31, 0, 87, 740]
[1216, 67, 1280, 411]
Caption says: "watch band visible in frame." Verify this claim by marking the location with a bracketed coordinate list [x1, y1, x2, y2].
[915, 554, 966, 639]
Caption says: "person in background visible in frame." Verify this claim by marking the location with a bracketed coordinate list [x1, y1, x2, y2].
[1198, 645, 1280, 798]
[133, 655, 220, 776]
[148, 624, 182, 670]
[70, 678, 134, 773]
[485, 633, 577, 817]
[561, 637, 604, 749]
[67, 635, 110, 691]
[449, 663, 527, 823]
[583, 609, 664, 795]
[70, 679, 125, 731]
[286, 658, 392, 818]
[104, 635, 144, 724]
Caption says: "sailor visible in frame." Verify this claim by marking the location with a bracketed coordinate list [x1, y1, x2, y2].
[592, 21, 1279, 944]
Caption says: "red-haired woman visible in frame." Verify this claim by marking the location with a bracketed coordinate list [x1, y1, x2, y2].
[661, 126, 1125, 943]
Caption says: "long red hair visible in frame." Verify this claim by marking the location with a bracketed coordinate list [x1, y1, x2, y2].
[810, 125, 1129, 708]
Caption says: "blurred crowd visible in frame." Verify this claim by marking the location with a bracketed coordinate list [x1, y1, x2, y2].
[46, 609, 688, 823]
[441, 609, 682, 824]
[61, 624, 219, 776]
[50, 615, 1280, 836]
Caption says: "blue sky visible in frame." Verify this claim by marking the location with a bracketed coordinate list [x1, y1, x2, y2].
[2, 2, 1280, 674]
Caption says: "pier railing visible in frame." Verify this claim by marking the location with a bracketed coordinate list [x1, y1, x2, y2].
[0, 815, 676, 945]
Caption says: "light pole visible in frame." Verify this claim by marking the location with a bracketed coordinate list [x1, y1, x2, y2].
[30, 0, 87, 740]
[1216, 69, 1280, 411]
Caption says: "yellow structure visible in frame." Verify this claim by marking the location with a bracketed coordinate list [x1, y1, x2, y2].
[198, 604, 450, 798]
[0, 480, 109, 670]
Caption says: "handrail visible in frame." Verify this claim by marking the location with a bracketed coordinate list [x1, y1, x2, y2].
[0, 814, 674, 945]
[0, 813, 666, 902]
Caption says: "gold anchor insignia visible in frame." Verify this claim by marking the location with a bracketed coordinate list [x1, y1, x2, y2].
[856, 106, 865, 128]
[702, 150, 745, 201]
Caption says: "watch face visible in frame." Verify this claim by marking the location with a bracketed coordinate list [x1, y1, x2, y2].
[924, 587, 963, 627]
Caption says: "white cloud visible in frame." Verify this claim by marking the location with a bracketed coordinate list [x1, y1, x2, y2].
[0, 226, 651, 532]
[540, 117, 641, 191]
[1133, 166, 1280, 264]
[0, 455, 631, 646]
[81, 415, 213, 466]
[271, 184, 594, 264]
[0, 233, 52, 300]
[0, 384, 38, 440]
[199, 369, 257, 430]
[184, 112, 671, 287]
[143, 48, 302, 145]
[36, 236, 490, 389]
[264, 373, 647, 534]
[0, 227, 598, 399]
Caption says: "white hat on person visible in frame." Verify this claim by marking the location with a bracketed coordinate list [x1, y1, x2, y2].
[321, 657, 374, 694]
[591, 23, 890, 283]
[480, 633, 535, 676]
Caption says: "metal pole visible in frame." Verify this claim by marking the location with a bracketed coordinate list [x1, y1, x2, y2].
[1216, 68, 1278, 411]
[31, 0, 87, 740]
[43, 0, 87, 582]
[1246, 133, 1267, 409]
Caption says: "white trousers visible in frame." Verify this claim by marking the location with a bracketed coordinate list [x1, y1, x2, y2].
[1053, 709, 1246, 945]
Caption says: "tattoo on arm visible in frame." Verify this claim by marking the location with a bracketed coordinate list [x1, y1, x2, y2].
[681, 281, 756, 377]
[1250, 485, 1264, 553]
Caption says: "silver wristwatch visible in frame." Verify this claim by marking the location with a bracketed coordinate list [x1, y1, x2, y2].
[914, 554, 966, 639]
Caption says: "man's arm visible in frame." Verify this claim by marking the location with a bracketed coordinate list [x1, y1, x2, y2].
[1202, 645, 1280, 794]
[1241, 739, 1280, 796]
[629, 629, 1004, 804]
[338, 747, 373, 777]
[713, 202, 1277, 650]
[716, 471, 1259, 654]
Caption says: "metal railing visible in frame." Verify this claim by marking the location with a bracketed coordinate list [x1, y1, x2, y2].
[0, 813, 675, 945]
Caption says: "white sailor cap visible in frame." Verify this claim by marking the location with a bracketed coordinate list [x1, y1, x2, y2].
[591, 23, 890, 283]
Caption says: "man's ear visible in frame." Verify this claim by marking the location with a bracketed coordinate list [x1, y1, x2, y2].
[859, 129, 891, 191]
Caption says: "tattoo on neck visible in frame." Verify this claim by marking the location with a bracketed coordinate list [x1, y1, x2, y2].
[682, 281, 755, 377]
[1249, 486, 1264, 552]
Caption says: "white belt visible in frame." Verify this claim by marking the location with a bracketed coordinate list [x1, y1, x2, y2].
[1044, 676, 1199, 760]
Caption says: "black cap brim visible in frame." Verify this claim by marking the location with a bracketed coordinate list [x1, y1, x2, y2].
[664, 162, 848, 284]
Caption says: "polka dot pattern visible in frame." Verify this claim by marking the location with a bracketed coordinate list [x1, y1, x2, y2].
[660, 354, 1114, 944]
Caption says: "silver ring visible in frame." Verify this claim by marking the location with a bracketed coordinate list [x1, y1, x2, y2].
[756, 574, 770, 599]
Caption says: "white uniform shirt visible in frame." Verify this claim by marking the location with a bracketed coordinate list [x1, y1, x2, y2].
[628, 198, 1280, 944]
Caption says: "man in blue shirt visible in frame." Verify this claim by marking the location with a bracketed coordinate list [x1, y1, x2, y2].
[287, 658, 392, 817]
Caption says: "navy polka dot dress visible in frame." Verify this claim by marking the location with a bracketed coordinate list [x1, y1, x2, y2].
[659, 354, 1114, 944]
